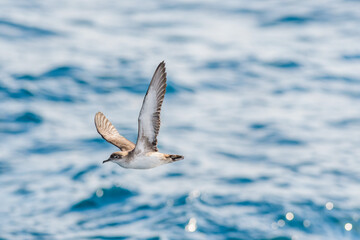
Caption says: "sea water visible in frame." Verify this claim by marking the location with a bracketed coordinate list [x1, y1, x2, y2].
[1, 0, 360, 239]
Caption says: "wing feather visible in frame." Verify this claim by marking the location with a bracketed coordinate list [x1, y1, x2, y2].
[94, 112, 135, 151]
[134, 61, 167, 153]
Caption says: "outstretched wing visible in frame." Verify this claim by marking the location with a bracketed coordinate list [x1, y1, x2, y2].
[134, 61, 167, 154]
[94, 112, 135, 151]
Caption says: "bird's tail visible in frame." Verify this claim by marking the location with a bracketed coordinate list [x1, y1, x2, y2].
[168, 154, 184, 162]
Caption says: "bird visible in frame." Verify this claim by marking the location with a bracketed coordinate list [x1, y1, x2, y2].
[94, 61, 184, 169]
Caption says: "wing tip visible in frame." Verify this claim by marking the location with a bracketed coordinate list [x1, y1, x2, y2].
[158, 61, 166, 71]
[95, 111, 104, 117]
[94, 111, 104, 123]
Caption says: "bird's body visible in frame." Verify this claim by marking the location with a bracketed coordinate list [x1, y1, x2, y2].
[113, 151, 181, 169]
[125, 152, 167, 169]
[94, 61, 184, 169]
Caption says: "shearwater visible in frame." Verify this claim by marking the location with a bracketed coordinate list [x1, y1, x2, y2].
[94, 61, 184, 169]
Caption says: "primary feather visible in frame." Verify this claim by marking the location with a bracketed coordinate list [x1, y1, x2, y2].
[134, 61, 167, 154]
[94, 112, 135, 151]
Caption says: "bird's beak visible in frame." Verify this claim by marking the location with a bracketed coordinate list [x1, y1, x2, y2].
[103, 159, 112, 164]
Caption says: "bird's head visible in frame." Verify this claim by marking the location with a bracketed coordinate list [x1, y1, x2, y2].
[103, 151, 128, 164]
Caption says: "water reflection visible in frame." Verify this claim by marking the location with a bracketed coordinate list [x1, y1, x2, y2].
[185, 218, 197, 232]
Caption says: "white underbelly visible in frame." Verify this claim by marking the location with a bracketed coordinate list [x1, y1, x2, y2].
[126, 153, 165, 169]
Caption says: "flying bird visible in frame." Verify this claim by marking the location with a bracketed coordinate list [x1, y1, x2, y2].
[94, 61, 184, 169]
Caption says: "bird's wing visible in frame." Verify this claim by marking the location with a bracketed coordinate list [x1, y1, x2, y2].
[94, 112, 135, 151]
[134, 61, 167, 154]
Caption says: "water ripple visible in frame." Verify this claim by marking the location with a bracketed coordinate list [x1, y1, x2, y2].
[70, 186, 137, 211]
[0, 19, 56, 39]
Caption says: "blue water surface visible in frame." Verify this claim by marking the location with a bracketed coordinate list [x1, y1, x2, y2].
[1, 0, 360, 239]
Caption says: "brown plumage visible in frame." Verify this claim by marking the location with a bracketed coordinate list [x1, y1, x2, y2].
[94, 112, 135, 151]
